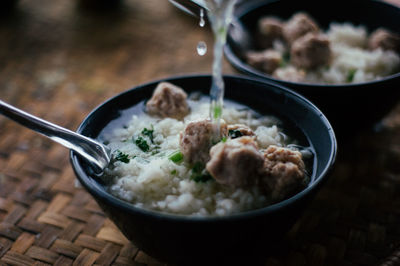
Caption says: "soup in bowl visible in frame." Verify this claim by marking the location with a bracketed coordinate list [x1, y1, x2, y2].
[70, 75, 337, 264]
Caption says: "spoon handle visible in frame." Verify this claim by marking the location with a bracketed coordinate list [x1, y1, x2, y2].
[0, 99, 111, 174]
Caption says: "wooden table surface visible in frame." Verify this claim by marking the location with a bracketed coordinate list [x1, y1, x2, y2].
[1, 0, 400, 265]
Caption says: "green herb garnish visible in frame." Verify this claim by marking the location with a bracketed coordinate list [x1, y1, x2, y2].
[171, 169, 177, 175]
[151, 145, 161, 155]
[190, 162, 213, 183]
[193, 173, 213, 183]
[218, 26, 227, 37]
[228, 129, 243, 139]
[347, 69, 357, 83]
[221, 136, 227, 143]
[169, 150, 183, 163]
[114, 150, 130, 163]
[213, 105, 222, 119]
[141, 127, 154, 143]
[192, 162, 204, 173]
[134, 136, 150, 152]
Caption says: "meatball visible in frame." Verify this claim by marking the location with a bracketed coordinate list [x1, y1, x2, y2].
[180, 119, 227, 164]
[257, 17, 284, 49]
[283, 12, 319, 45]
[290, 33, 331, 69]
[246, 49, 282, 74]
[261, 145, 306, 201]
[368, 28, 400, 53]
[227, 124, 255, 138]
[206, 137, 264, 187]
[146, 82, 190, 119]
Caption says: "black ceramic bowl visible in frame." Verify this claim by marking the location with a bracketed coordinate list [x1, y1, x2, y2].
[225, 0, 400, 133]
[70, 75, 336, 265]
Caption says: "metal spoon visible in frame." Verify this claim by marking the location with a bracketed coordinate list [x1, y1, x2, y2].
[0, 99, 112, 175]
[169, 0, 254, 51]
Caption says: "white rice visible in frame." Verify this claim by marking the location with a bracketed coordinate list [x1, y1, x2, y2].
[273, 22, 400, 84]
[102, 99, 295, 216]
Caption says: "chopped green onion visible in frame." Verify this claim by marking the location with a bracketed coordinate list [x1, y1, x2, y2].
[169, 150, 183, 163]
[114, 150, 130, 163]
[193, 173, 213, 183]
[141, 127, 154, 143]
[347, 69, 357, 83]
[221, 136, 227, 143]
[228, 129, 243, 139]
[171, 169, 177, 175]
[151, 145, 161, 155]
[218, 26, 227, 37]
[190, 162, 213, 183]
[213, 105, 222, 119]
[192, 162, 204, 173]
[134, 136, 150, 152]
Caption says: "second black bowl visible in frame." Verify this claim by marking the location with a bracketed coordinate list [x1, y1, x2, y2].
[225, 0, 400, 134]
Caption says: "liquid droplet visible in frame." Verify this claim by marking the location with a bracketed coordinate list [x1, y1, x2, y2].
[197, 41, 207, 56]
[199, 8, 205, 27]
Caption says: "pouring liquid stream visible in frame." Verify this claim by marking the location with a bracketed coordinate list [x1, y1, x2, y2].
[199, 8, 206, 27]
[203, 0, 237, 141]
[197, 8, 207, 56]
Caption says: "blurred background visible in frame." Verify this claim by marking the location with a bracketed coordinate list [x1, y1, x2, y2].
[0, 0, 227, 121]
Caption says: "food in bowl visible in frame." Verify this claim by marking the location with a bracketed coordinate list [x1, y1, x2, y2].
[101, 82, 312, 216]
[245, 12, 400, 84]
[71, 75, 337, 264]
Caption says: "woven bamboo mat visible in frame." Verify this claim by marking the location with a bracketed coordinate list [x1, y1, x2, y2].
[1, 0, 400, 265]
[4, 107, 400, 266]
[0, 126, 161, 265]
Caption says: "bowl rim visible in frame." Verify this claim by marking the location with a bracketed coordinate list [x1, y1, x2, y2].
[70, 74, 337, 222]
[225, 0, 400, 89]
